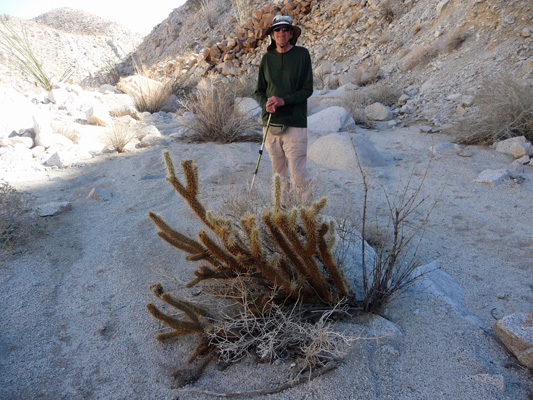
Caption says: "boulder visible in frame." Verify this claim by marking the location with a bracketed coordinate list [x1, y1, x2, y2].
[308, 132, 386, 171]
[38, 201, 72, 217]
[33, 113, 55, 147]
[474, 169, 511, 186]
[308, 106, 356, 134]
[510, 142, 533, 158]
[494, 136, 528, 155]
[364, 102, 393, 121]
[235, 97, 261, 120]
[493, 312, 533, 368]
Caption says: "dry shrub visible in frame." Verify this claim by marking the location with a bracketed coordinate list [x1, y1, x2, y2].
[352, 64, 380, 86]
[443, 26, 469, 52]
[342, 143, 437, 313]
[325, 89, 372, 127]
[131, 78, 174, 114]
[0, 181, 37, 257]
[402, 43, 438, 70]
[452, 77, 533, 144]
[180, 83, 257, 143]
[411, 22, 422, 35]
[106, 121, 136, 153]
[201, 0, 218, 29]
[232, 0, 252, 25]
[378, 0, 395, 23]
[365, 81, 402, 107]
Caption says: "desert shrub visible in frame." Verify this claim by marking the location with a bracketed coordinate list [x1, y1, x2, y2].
[325, 89, 372, 127]
[452, 77, 533, 144]
[146, 153, 433, 390]
[106, 121, 136, 153]
[443, 26, 469, 52]
[378, 0, 395, 23]
[228, 73, 257, 98]
[232, 0, 252, 25]
[402, 43, 438, 70]
[131, 78, 174, 114]
[0, 181, 37, 257]
[366, 81, 402, 107]
[0, 18, 72, 90]
[352, 64, 380, 86]
[180, 83, 257, 143]
[343, 141, 437, 313]
[201, 0, 218, 29]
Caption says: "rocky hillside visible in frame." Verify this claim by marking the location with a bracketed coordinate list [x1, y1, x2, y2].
[0, 8, 142, 91]
[128, 0, 532, 126]
[0, 1, 531, 127]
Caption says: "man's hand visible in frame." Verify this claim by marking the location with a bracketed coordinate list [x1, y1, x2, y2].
[266, 96, 285, 113]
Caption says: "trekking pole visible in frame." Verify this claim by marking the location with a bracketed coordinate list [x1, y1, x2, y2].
[250, 113, 272, 191]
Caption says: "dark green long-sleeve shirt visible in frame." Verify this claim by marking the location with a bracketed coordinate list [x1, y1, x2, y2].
[255, 46, 313, 127]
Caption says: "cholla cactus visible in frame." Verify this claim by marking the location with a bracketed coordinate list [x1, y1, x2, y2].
[149, 152, 353, 310]
[146, 152, 357, 377]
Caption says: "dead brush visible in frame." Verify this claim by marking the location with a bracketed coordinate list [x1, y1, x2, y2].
[180, 83, 257, 143]
[106, 121, 136, 153]
[348, 136, 438, 313]
[451, 77, 533, 144]
[0, 181, 38, 258]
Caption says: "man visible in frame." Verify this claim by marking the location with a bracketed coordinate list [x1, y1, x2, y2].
[255, 15, 313, 202]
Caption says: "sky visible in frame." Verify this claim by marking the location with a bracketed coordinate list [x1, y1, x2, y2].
[0, 0, 187, 36]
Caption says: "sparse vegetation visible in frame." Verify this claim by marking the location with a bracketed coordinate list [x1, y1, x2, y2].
[402, 43, 439, 70]
[232, 0, 252, 25]
[130, 76, 174, 114]
[106, 121, 136, 153]
[442, 26, 469, 52]
[452, 77, 533, 144]
[180, 82, 257, 143]
[146, 152, 433, 388]
[0, 18, 72, 90]
[378, 0, 395, 24]
[0, 181, 37, 258]
[201, 0, 218, 29]
[366, 81, 402, 107]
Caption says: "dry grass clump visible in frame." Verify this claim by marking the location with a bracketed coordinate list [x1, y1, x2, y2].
[378, 0, 395, 24]
[366, 81, 402, 107]
[131, 78, 174, 114]
[452, 77, 533, 144]
[201, 0, 218, 29]
[402, 43, 438, 70]
[106, 121, 136, 153]
[180, 83, 257, 143]
[443, 26, 470, 52]
[232, 0, 252, 25]
[0, 181, 37, 257]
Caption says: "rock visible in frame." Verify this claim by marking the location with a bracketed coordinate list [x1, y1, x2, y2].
[0, 87, 35, 140]
[235, 97, 261, 120]
[140, 134, 168, 148]
[354, 314, 403, 339]
[493, 311, 533, 368]
[48, 88, 69, 105]
[515, 155, 530, 164]
[308, 132, 386, 171]
[364, 102, 393, 121]
[88, 187, 112, 201]
[8, 136, 33, 149]
[85, 103, 113, 127]
[41, 151, 64, 168]
[494, 136, 528, 155]
[409, 261, 484, 326]
[33, 113, 55, 147]
[430, 142, 455, 153]
[308, 106, 356, 133]
[457, 148, 473, 157]
[436, 0, 450, 17]
[38, 201, 72, 217]
[474, 169, 510, 186]
[510, 142, 533, 158]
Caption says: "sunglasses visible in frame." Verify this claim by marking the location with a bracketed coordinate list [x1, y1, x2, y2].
[273, 26, 291, 32]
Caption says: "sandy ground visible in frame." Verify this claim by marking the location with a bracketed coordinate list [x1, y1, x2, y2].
[1, 123, 532, 399]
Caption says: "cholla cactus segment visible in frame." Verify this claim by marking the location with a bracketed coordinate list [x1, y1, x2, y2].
[273, 173, 282, 213]
[163, 151, 176, 178]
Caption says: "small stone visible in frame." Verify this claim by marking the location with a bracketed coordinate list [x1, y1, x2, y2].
[497, 293, 506, 299]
